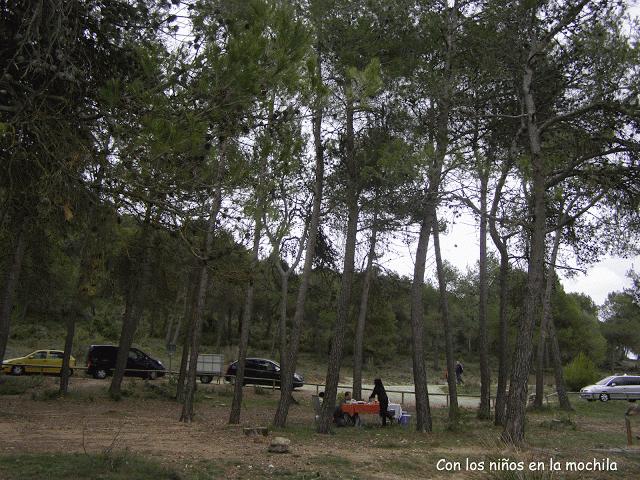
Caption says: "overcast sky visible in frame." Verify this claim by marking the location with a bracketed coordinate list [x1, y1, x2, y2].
[377, 214, 638, 307]
[378, 216, 640, 305]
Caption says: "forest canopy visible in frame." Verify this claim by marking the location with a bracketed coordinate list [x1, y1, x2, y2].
[1, 0, 639, 444]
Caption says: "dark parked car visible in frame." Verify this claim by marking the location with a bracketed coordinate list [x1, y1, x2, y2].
[86, 345, 166, 380]
[225, 358, 303, 389]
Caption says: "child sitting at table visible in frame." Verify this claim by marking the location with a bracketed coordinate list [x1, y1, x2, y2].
[334, 391, 353, 426]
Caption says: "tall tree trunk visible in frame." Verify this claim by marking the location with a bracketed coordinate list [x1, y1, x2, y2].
[410, 204, 434, 433]
[109, 219, 153, 396]
[0, 217, 27, 365]
[493, 249, 510, 426]
[269, 314, 279, 358]
[180, 140, 226, 422]
[176, 308, 192, 403]
[60, 241, 92, 396]
[267, 211, 306, 368]
[408, 2, 457, 433]
[489, 139, 518, 426]
[477, 166, 491, 420]
[278, 273, 289, 366]
[273, 66, 325, 427]
[180, 263, 208, 421]
[502, 58, 546, 445]
[547, 309, 572, 410]
[432, 214, 458, 423]
[177, 266, 198, 402]
[502, 0, 590, 445]
[318, 92, 359, 434]
[59, 311, 76, 395]
[535, 205, 574, 411]
[534, 228, 562, 407]
[353, 221, 378, 401]
[229, 214, 262, 424]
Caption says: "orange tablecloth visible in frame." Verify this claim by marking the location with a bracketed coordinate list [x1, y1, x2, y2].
[340, 402, 380, 416]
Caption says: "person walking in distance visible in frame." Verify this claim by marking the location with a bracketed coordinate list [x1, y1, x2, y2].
[455, 360, 464, 385]
[369, 378, 392, 426]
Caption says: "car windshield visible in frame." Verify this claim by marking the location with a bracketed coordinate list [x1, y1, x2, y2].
[596, 376, 615, 385]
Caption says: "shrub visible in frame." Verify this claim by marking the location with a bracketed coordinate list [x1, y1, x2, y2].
[564, 353, 599, 391]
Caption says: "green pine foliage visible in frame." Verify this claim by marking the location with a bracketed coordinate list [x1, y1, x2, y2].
[564, 353, 600, 392]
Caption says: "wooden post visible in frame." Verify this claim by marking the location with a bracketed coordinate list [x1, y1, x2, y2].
[626, 417, 633, 447]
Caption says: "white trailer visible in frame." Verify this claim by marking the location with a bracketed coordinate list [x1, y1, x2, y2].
[196, 354, 224, 383]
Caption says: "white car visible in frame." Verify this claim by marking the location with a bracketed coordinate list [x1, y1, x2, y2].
[580, 375, 640, 402]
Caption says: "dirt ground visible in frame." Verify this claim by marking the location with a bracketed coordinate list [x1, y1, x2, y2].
[2, 376, 640, 479]
[0, 377, 426, 479]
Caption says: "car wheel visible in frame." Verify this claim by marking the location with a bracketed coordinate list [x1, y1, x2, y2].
[11, 365, 24, 376]
[200, 375, 213, 384]
[147, 371, 158, 380]
[93, 368, 108, 380]
[599, 392, 610, 402]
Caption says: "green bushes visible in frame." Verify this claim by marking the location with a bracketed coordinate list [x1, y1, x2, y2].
[564, 353, 599, 391]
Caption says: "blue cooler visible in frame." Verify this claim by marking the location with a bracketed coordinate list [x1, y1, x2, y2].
[399, 413, 411, 427]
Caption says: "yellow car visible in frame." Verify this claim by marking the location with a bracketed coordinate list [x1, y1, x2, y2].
[1, 350, 76, 376]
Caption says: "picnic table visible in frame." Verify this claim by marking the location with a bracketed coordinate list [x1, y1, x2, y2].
[339, 401, 403, 426]
[340, 401, 380, 416]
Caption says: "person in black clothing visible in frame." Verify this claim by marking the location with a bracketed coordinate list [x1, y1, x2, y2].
[455, 361, 464, 384]
[369, 378, 392, 426]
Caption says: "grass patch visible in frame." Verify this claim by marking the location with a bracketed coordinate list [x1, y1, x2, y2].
[0, 453, 185, 480]
[0, 453, 226, 480]
[31, 388, 61, 401]
[306, 455, 358, 479]
[454, 381, 482, 396]
[143, 381, 177, 400]
[386, 456, 425, 474]
[210, 385, 234, 397]
[242, 394, 280, 409]
[538, 415, 576, 430]
[0, 375, 44, 395]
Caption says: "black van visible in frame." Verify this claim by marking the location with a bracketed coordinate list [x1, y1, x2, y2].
[86, 345, 166, 380]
